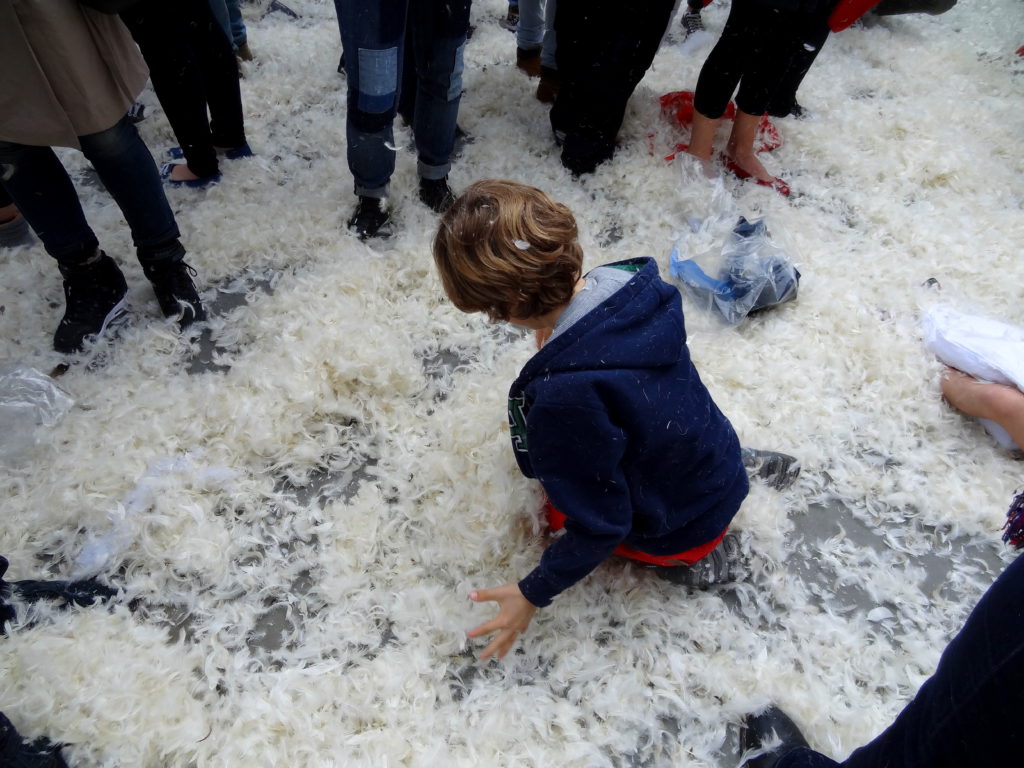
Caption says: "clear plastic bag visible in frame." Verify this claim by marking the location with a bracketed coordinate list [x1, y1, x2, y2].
[670, 217, 801, 324]
[0, 366, 74, 465]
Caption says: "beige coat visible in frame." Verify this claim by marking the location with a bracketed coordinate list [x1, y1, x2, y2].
[0, 0, 149, 149]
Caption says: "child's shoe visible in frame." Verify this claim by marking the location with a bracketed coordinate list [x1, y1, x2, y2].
[656, 532, 742, 589]
[741, 448, 801, 491]
[142, 259, 207, 329]
[347, 196, 393, 240]
[54, 251, 129, 354]
[0, 211, 33, 248]
[419, 177, 456, 213]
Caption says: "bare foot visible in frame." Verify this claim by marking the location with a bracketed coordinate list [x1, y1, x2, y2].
[168, 163, 203, 182]
[941, 367, 1024, 447]
[724, 145, 773, 183]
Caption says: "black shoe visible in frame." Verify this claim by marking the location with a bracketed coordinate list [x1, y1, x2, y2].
[142, 259, 207, 329]
[419, 177, 456, 214]
[741, 448, 801, 491]
[680, 10, 705, 38]
[0, 712, 68, 768]
[656, 532, 743, 588]
[54, 252, 128, 354]
[740, 706, 809, 768]
[347, 196, 393, 240]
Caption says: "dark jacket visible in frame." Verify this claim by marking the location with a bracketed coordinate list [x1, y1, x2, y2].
[510, 258, 748, 607]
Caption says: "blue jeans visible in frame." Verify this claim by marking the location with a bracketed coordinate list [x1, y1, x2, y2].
[334, 0, 470, 197]
[0, 116, 182, 265]
[208, 0, 248, 47]
[780, 552, 1024, 768]
[517, 0, 558, 70]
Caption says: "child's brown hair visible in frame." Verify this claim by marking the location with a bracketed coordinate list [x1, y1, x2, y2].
[432, 179, 583, 322]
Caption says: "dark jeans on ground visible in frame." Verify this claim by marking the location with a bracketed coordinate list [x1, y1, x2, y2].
[693, 0, 806, 119]
[551, 0, 676, 175]
[0, 116, 183, 266]
[780, 552, 1024, 767]
[334, 0, 471, 198]
[120, 0, 246, 179]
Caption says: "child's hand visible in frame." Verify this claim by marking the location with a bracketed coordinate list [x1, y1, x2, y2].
[467, 583, 538, 660]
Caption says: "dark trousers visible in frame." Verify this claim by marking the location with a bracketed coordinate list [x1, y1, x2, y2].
[780, 552, 1024, 767]
[693, 0, 804, 119]
[120, 0, 245, 179]
[0, 116, 182, 265]
[551, 0, 676, 175]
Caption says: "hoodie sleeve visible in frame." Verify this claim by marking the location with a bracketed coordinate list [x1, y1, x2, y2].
[517, 401, 633, 607]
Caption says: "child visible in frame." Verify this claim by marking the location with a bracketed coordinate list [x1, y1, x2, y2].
[433, 180, 749, 660]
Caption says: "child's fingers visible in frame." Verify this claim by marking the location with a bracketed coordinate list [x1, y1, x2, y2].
[480, 629, 518, 661]
[467, 617, 503, 638]
[469, 587, 498, 602]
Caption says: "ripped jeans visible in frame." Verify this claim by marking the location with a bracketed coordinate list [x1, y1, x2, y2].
[334, 0, 471, 198]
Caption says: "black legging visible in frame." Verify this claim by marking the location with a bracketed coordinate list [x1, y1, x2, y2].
[693, 0, 806, 120]
[120, 0, 246, 178]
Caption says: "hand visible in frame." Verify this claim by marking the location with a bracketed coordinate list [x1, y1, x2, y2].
[466, 583, 538, 660]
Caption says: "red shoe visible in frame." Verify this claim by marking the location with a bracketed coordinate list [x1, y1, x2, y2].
[719, 153, 790, 197]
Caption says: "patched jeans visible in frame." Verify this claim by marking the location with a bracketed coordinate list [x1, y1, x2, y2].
[334, 0, 470, 198]
[0, 116, 182, 266]
[779, 552, 1024, 768]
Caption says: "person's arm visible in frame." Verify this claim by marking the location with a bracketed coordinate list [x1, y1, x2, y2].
[467, 400, 634, 657]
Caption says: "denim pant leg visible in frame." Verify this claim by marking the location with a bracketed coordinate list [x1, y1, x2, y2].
[207, 0, 234, 48]
[226, 0, 248, 46]
[335, 0, 409, 198]
[541, 0, 558, 70]
[0, 141, 98, 263]
[517, 0, 545, 49]
[78, 117, 184, 264]
[779, 553, 1024, 768]
[410, 0, 470, 181]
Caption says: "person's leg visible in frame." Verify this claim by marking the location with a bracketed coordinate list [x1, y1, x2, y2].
[516, 0, 544, 75]
[0, 140, 128, 351]
[119, 1, 220, 181]
[410, 0, 471, 210]
[336, 0, 409, 199]
[182, 0, 247, 152]
[225, 0, 249, 48]
[941, 368, 1024, 448]
[763, 552, 1024, 768]
[725, 109, 773, 182]
[78, 117, 204, 326]
[206, 0, 234, 48]
[688, 0, 761, 163]
[552, 0, 675, 175]
[540, 0, 557, 70]
[0, 142, 99, 262]
[765, 7, 832, 118]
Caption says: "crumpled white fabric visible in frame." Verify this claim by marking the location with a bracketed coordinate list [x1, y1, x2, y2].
[923, 306, 1024, 449]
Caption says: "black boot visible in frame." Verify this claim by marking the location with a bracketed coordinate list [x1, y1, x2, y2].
[347, 196, 393, 240]
[419, 177, 456, 214]
[141, 259, 207, 329]
[740, 706, 810, 768]
[54, 251, 128, 353]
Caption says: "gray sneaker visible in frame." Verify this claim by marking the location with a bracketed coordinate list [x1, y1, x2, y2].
[655, 532, 743, 589]
[741, 448, 801, 491]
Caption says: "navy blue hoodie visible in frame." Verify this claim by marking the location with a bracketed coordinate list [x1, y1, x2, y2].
[510, 258, 748, 607]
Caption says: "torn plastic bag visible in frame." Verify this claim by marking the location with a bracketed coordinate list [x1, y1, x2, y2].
[0, 366, 74, 466]
[922, 306, 1024, 449]
[670, 217, 801, 324]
